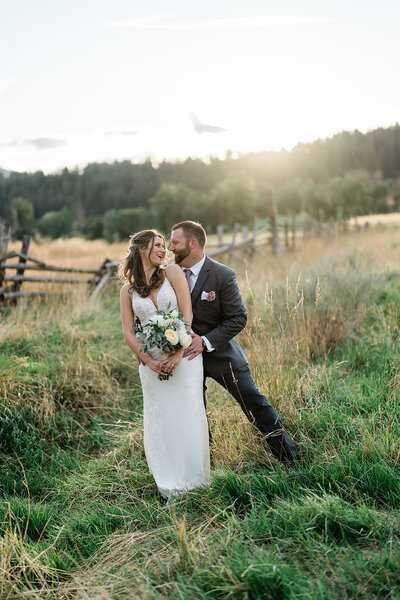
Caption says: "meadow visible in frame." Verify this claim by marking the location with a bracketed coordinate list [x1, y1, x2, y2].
[1, 227, 399, 599]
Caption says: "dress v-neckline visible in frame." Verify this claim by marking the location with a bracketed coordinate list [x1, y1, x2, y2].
[149, 295, 159, 311]
[147, 278, 167, 312]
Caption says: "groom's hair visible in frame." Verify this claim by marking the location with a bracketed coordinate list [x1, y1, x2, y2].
[172, 221, 207, 248]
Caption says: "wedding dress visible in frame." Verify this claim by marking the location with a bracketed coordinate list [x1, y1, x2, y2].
[132, 276, 210, 500]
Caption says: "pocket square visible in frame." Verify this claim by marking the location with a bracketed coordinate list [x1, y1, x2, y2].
[201, 290, 216, 301]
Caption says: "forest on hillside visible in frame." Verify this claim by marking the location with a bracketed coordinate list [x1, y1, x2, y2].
[1, 124, 400, 240]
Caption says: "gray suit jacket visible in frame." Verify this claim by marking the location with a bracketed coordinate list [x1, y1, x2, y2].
[191, 256, 248, 377]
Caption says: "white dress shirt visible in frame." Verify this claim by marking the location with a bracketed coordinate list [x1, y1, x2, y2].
[183, 255, 214, 352]
[184, 255, 206, 292]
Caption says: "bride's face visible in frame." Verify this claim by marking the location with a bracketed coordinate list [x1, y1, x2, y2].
[145, 235, 166, 267]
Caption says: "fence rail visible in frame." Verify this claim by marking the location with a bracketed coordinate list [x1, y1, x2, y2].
[0, 262, 101, 274]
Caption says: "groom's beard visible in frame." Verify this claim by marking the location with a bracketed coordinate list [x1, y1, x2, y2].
[173, 242, 191, 264]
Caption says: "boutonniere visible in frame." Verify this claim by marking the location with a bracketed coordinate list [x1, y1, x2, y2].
[201, 290, 216, 302]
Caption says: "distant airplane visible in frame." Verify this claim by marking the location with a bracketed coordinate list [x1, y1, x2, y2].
[190, 113, 227, 134]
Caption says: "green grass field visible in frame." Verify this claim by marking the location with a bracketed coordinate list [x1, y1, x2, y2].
[1, 229, 399, 599]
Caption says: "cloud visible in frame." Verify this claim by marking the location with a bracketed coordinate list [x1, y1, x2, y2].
[108, 15, 330, 30]
[104, 129, 138, 137]
[0, 140, 18, 148]
[0, 78, 17, 94]
[0, 137, 67, 151]
[28, 138, 67, 150]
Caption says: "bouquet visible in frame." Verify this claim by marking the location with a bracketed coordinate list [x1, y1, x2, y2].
[136, 306, 192, 380]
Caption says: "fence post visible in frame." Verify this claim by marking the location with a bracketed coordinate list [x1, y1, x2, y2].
[0, 221, 11, 304]
[11, 235, 30, 300]
[217, 225, 224, 246]
[270, 192, 281, 256]
[229, 223, 239, 255]
[318, 208, 324, 235]
[0, 221, 11, 258]
[241, 225, 249, 256]
[251, 218, 258, 253]
[284, 221, 289, 249]
[89, 258, 114, 303]
[291, 214, 296, 250]
[302, 220, 307, 241]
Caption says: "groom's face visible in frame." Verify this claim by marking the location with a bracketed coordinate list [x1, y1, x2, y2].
[169, 228, 191, 264]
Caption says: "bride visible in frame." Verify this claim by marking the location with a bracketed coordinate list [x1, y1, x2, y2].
[119, 229, 210, 501]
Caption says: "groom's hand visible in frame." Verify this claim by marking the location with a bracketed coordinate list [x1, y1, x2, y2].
[184, 333, 205, 360]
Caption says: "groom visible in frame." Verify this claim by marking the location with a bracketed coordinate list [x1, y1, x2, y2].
[169, 220, 298, 466]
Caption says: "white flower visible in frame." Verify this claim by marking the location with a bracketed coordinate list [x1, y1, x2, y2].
[149, 314, 164, 326]
[179, 330, 192, 348]
[170, 309, 179, 318]
[165, 328, 179, 345]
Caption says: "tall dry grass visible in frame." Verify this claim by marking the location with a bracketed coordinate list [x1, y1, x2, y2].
[8, 238, 128, 270]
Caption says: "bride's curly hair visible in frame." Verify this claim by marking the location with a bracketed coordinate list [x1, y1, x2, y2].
[119, 229, 166, 297]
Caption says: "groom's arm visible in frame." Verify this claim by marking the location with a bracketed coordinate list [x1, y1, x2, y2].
[203, 270, 247, 351]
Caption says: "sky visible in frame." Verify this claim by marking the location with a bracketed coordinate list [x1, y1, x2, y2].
[1, 0, 399, 173]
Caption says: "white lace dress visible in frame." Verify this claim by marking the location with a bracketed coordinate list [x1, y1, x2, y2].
[132, 276, 210, 500]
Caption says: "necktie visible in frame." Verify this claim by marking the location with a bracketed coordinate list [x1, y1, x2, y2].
[183, 268, 192, 290]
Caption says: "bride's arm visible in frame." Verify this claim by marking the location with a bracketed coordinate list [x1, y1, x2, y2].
[120, 284, 165, 375]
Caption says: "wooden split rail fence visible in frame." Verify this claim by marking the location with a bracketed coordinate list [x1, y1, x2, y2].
[0, 223, 118, 306]
[206, 217, 345, 257]
[0, 215, 369, 306]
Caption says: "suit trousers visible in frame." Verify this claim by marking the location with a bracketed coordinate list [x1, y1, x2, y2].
[206, 365, 298, 465]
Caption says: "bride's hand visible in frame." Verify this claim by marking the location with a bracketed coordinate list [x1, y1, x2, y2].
[161, 348, 184, 375]
[142, 356, 166, 375]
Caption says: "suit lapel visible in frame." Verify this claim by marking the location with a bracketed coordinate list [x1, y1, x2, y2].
[191, 256, 212, 306]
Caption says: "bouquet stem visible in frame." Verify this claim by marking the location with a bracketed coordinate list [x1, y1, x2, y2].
[158, 373, 172, 381]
